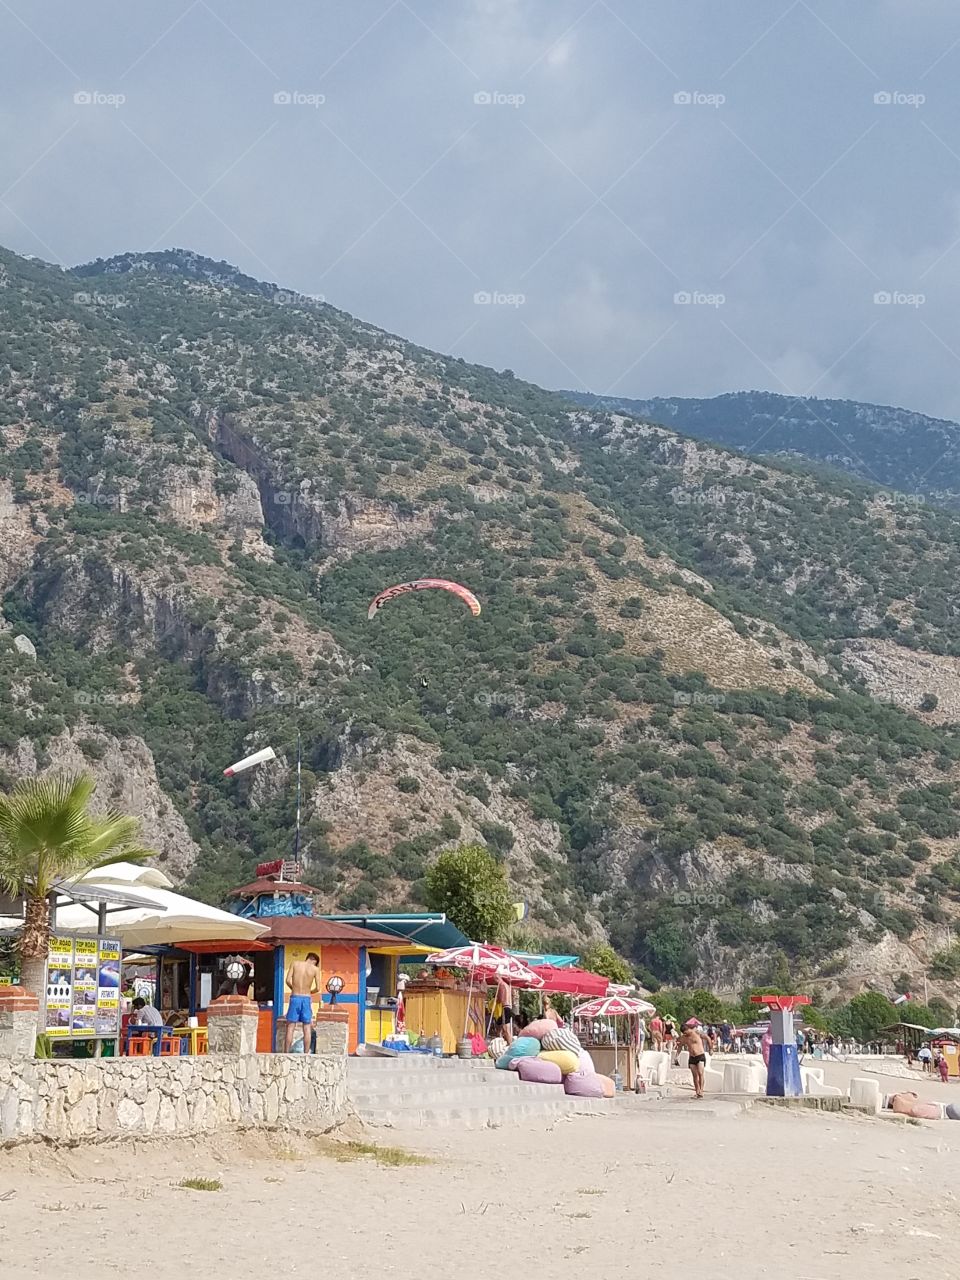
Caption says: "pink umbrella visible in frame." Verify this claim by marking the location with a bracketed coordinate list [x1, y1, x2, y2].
[425, 945, 543, 986]
[575, 995, 655, 1018]
[425, 945, 543, 1038]
[574, 994, 656, 1080]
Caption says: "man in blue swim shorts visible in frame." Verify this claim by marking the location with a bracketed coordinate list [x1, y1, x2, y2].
[284, 952, 320, 1052]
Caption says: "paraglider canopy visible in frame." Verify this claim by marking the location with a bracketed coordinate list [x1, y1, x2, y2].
[367, 578, 481, 621]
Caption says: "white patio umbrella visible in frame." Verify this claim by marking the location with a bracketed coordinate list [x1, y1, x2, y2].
[49, 863, 269, 948]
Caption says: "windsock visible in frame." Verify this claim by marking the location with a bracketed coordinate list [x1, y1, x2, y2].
[893, 993, 912, 1005]
[223, 745, 276, 777]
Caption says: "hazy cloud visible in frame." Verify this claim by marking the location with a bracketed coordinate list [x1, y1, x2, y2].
[3, 1, 960, 419]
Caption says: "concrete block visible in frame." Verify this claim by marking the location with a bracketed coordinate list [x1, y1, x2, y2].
[848, 1077, 881, 1114]
[638, 1050, 669, 1086]
[702, 1065, 725, 1094]
[723, 1060, 756, 1093]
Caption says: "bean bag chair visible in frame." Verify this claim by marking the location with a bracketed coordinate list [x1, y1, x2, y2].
[495, 1037, 541, 1070]
[910, 1102, 943, 1120]
[541, 1027, 581, 1054]
[597, 1074, 616, 1098]
[945, 1102, 960, 1120]
[519, 1019, 556, 1042]
[516, 1056, 563, 1084]
[538, 1048, 580, 1076]
[890, 1091, 919, 1113]
[487, 1037, 507, 1061]
[563, 1072, 606, 1098]
[578, 1049, 596, 1075]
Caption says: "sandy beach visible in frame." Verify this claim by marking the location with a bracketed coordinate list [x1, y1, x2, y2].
[3, 1058, 960, 1280]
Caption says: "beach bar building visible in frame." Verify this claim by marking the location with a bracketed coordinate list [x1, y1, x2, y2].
[226, 875, 473, 1050]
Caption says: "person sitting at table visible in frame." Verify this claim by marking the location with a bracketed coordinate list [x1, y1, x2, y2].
[130, 997, 163, 1027]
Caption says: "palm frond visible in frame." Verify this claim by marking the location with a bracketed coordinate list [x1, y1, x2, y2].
[0, 772, 154, 902]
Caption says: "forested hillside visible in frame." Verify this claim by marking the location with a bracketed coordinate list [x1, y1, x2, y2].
[3, 246, 960, 997]
[563, 390, 960, 509]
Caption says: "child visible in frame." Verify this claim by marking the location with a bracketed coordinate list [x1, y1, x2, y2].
[937, 1051, 950, 1083]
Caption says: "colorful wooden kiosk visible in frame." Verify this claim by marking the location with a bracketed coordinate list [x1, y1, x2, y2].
[226, 869, 448, 1051]
[401, 975, 486, 1053]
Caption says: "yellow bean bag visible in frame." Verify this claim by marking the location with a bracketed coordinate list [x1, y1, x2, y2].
[538, 1049, 580, 1076]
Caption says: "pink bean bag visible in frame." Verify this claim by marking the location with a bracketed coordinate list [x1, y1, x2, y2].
[578, 1049, 596, 1075]
[890, 1091, 918, 1114]
[910, 1102, 943, 1120]
[516, 1056, 563, 1084]
[890, 1091, 941, 1120]
[519, 1019, 556, 1042]
[563, 1072, 606, 1099]
[597, 1074, 616, 1098]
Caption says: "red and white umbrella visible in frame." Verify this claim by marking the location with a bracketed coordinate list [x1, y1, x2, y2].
[426, 944, 543, 987]
[426, 943, 510, 971]
[575, 994, 655, 1018]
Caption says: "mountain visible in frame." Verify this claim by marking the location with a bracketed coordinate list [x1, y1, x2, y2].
[561, 390, 960, 508]
[4, 245, 960, 1000]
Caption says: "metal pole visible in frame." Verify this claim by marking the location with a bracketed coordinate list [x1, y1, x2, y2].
[294, 729, 302, 863]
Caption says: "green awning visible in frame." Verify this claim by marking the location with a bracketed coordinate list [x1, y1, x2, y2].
[322, 913, 469, 953]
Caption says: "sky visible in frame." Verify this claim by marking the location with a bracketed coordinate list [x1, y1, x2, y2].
[4, 0, 960, 420]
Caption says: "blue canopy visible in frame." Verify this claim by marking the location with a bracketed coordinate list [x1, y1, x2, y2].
[322, 912, 469, 953]
[509, 951, 580, 968]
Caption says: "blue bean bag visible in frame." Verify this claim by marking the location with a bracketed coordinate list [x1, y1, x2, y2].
[494, 1036, 541, 1070]
[946, 1102, 960, 1120]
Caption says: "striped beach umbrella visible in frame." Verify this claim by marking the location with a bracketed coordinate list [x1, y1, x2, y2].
[575, 994, 655, 1018]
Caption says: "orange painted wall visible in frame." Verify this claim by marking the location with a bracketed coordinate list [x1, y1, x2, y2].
[282, 941, 363, 1053]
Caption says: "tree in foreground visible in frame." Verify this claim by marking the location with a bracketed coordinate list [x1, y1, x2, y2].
[423, 843, 514, 944]
[0, 773, 150, 1018]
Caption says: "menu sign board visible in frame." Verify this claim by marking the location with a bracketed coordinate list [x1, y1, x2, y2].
[45, 935, 122, 1039]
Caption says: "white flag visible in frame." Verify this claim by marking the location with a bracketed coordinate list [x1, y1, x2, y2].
[223, 746, 276, 777]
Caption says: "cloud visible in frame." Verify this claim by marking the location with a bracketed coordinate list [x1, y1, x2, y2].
[2, 1, 960, 418]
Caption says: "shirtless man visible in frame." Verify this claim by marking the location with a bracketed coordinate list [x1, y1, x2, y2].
[680, 1018, 707, 1098]
[284, 952, 320, 1052]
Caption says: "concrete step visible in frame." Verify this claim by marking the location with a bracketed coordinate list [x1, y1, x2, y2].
[348, 1064, 506, 1085]
[349, 1054, 490, 1072]
[349, 1080, 567, 1109]
[356, 1096, 609, 1130]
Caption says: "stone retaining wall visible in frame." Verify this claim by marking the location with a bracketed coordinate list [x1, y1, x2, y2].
[0, 1053, 347, 1145]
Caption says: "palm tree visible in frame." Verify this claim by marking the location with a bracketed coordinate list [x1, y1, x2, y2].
[0, 773, 151, 1006]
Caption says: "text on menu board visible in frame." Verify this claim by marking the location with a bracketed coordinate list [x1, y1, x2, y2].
[45, 935, 122, 1039]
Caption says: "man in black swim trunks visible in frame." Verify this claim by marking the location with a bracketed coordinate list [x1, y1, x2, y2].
[680, 1018, 707, 1098]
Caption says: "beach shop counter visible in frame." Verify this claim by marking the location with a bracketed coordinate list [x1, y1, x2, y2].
[401, 975, 487, 1054]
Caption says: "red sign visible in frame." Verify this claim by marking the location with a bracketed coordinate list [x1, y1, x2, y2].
[750, 994, 811, 1010]
[255, 859, 284, 878]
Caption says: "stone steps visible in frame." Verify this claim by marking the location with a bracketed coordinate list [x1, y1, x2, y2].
[347, 1056, 611, 1130]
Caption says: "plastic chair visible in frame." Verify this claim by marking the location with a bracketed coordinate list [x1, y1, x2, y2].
[126, 1036, 153, 1057]
[158, 1035, 181, 1056]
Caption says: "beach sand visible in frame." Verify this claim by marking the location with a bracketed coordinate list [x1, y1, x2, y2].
[3, 1063, 960, 1280]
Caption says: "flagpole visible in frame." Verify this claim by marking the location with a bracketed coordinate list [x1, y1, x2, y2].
[294, 728, 302, 864]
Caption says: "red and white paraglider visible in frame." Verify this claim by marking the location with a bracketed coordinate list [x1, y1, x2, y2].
[367, 578, 481, 620]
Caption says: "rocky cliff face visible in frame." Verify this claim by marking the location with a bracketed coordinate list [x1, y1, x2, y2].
[2, 729, 201, 879]
[4, 244, 960, 997]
